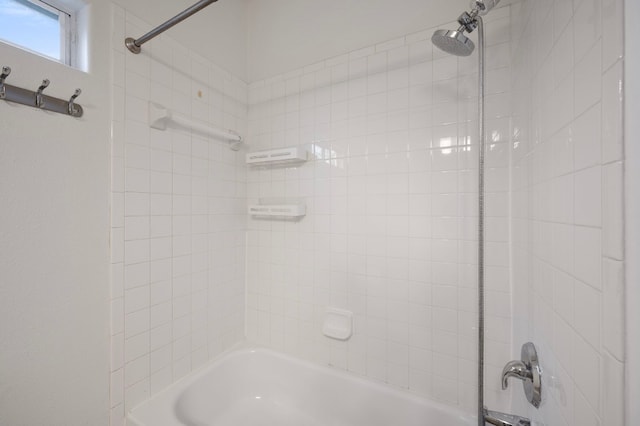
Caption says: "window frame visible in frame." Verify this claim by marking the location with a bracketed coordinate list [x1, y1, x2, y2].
[0, 0, 77, 66]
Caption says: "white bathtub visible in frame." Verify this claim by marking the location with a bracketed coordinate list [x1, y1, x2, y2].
[127, 346, 475, 426]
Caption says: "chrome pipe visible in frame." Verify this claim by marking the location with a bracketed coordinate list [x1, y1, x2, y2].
[476, 15, 486, 426]
[125, 0, 218, 54]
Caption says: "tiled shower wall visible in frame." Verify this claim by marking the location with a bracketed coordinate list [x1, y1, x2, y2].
[510, 0, 625, 424]
[245, 8, 513, 413]
[109, 6, 247, 424]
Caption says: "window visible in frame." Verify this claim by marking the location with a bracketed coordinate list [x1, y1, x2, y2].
[0, 0, 76, 65]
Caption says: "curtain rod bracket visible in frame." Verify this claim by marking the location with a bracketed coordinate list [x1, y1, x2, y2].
[125, 0, 218, 54]
[125, 38, 141, 54]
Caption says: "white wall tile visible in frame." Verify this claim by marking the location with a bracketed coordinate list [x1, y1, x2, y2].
[602, 162, 624, 260]
[125, 332, 149, 363]
[574, 389, 599, 426]
[111, 298, 124, 335]
[573, 280, 600, 348]
[601, 62, 624, 163]
[110, 368, 124, 408]
[574, 41, 602, 117]
[510, 1, 624, 424]
[602, 258, 624, 360]
[125, 193, 150, 216]
[573, 226, 602, 290]
[601, 0, 623, 70]
[573, 103, 602, 170]
[574, 166, 602, 227]
[573, 0, 602, 63]
[245, 17, 513, 415]
[602, 351, 624, 425]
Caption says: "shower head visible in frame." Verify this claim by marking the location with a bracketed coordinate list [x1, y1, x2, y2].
[431, 29, 475, 56]
[431, 0, 500, 56]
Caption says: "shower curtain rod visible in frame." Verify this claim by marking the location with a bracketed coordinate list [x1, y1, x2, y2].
[125, 0, 218, 54]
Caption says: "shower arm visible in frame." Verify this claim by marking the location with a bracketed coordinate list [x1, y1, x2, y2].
[456, 8, 480, 34]
[458, 0, 502, 34]
[125, 0, 218, 54]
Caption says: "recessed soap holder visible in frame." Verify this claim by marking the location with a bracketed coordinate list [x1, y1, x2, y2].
[322, 308, 353, 341]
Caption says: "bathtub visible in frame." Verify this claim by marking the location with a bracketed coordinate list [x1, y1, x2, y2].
[127, 345, 475, 426]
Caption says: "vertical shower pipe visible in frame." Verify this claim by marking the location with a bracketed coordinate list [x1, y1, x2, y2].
[476, 15, 486, 426]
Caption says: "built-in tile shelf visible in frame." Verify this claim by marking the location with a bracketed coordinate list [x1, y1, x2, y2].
[248, 204, 306, 218]
[245, 146, 308, 165]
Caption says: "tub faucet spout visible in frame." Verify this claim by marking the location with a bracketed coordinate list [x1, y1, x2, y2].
[484, 408, 530, 426]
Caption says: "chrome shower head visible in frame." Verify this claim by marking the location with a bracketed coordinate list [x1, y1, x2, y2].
[432, 0, 500, 56]
[431, 29, 475, 56]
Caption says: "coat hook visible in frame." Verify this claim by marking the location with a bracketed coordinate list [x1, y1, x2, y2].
[0, 66, 11, 99]
[68, 88, 81, 115]
[36, 79, 50, 108]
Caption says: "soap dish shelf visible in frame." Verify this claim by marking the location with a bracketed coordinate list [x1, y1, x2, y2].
[322, 308, 353, 341]
[246, 146, 307, 165]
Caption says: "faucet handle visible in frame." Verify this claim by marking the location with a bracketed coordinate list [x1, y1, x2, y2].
[501, 360, 531, 390]
[501, 342, 542, 408]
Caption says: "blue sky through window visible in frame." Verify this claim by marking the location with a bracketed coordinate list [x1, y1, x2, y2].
[0, 0, 61, 60]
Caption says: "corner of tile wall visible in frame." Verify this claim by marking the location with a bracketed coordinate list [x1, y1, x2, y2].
[109, 7, 248, 424]
[510, 0, 625, 424]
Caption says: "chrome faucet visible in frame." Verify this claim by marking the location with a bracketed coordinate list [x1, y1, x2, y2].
[501, 342, 542, 408]
[483, 343, 542, 426]
[484, 408, 530, 426]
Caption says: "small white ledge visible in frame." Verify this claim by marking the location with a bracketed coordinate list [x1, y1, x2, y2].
[248, 204, 306, 217]
[246, 147, 308, 165]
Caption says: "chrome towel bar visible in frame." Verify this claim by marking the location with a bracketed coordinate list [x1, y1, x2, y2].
[148, 102, 242, 151]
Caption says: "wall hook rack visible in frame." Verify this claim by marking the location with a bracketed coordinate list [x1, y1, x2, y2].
[0, 66, 84, 118]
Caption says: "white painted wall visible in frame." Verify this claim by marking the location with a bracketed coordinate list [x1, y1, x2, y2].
[0, 2, 111, 425]
[111, 0, 249, 81]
